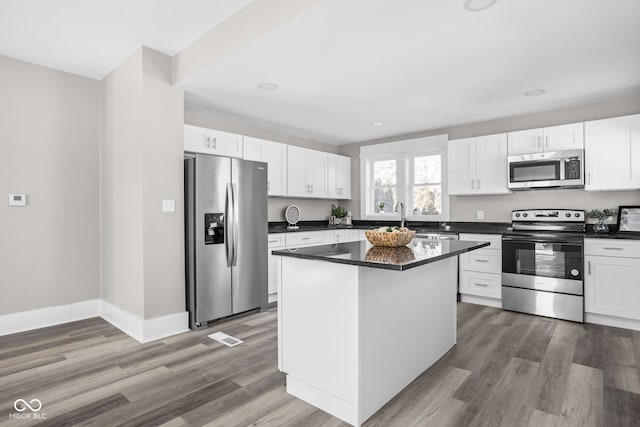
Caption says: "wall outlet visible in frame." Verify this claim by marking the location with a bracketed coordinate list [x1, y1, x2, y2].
[476, 210, 484, 220]
[162, 199, 175, 212]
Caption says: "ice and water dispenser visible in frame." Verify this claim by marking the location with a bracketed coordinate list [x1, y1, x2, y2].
[204, 213, 224, 244]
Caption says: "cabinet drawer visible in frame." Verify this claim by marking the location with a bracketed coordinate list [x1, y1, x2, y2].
[268, 234, 286, 248]
[460, 249, 501, 274]
[584, 239, 640, 258]
[285, 231, 332, 248]
[460, 271, 502, 299]
[459, 233, 502, 250]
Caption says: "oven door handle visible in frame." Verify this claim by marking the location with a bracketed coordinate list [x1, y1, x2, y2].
[502, 235, 583, 245]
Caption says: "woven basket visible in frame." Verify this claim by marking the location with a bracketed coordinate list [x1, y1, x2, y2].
[365, 246, 416, 264]
[364, 230, 416, 247]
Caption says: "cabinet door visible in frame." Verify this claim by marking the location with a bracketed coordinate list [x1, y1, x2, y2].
[287, 146, 310, 197]
[447, 137, 476, 195]
[243, 136, 264, 161]
[585, 255, 640, 319]
[336, 155, 352, 199]
[209, 129, 243, 158]
[474, 133, 511, 194]
[334, 229, 359, 243]
[507, 128, 543, 155]
[544, 123, 584, 151]
[184, 125, 210, 154]
[460, 270, 502, 299]
[264, 141, 287, 196]
[328, 154, 352, 199]
[307, 150, 327, 197]
[585, 114, 640, 191]
[327, 154, 339, 199]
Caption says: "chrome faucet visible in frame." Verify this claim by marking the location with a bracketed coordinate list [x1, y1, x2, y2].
[394, 202, 406, 228]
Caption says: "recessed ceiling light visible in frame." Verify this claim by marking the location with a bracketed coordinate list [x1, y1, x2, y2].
[524, 89, 547, 97]
[370, 122, 383, 127]
[258, 83, 278, 90]
[464, 0, 498, 12]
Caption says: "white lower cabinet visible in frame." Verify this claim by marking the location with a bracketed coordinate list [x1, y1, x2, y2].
[584, 239, 640, 329]
[268, 234, 286, 303]
[334, 229, 360, 243]
[458, 233, 502, 306]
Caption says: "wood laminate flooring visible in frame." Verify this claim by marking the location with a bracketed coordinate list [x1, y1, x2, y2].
[1, 303, 640, 426]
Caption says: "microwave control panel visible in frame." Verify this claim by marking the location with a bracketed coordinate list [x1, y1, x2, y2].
[565, 158, 581, 179]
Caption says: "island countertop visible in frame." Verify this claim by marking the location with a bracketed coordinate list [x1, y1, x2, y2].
[272, 238, 490, 271]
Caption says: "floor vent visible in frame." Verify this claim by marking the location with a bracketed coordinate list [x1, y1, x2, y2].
[208, 331, 243, 347]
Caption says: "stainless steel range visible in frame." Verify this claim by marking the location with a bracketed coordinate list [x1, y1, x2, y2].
[502, 209, 585, 322]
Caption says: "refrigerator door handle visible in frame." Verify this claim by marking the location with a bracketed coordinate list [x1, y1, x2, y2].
[225, 183, 234, 267]
[231, 183, 239, 266]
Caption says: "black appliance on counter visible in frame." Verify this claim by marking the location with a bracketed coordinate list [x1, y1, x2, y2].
[502, 209, 585, 322]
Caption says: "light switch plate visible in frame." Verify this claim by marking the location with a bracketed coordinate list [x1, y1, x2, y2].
[8, 194, 27, 206]
[162, 199, 175, 212]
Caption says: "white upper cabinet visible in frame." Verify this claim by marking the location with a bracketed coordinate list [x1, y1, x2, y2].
[584, 114, 640, 191]
[448, 133, 510, 195]
[507, 123, 584, 155]
[327, 153, 352, 199]
[242, 136, 288, 196]
[287, 146, 328, 198]
[184, 125, 243, 158]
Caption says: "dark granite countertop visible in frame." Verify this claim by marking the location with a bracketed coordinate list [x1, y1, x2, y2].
[272, 238, 490, 271]
[268, 220, 511, 235]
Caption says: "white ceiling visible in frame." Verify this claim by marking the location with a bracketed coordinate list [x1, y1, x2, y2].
[1, 0, 639, 145]
[0, 0, 254, 79]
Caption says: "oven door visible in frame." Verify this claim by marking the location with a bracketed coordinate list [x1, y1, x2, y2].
[502, 234, 583, 295]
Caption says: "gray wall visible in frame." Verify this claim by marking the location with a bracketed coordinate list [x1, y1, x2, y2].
[101, 48, 185, 319]
[339, 94, 640, 222]
[184, 109, 341, 221]
[0, 55, 100, 315]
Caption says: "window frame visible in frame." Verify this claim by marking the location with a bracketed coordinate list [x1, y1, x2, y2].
[360, 135, 449, 222]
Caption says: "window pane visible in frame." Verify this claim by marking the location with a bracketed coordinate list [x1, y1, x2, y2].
[414, 155, 441, 184]
[373, 159, 396, 186]
[374, 188, 396, 213]
[412, 185, 442, 215]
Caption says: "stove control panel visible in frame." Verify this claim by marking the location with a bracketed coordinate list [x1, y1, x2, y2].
[512, 209, 585, 222]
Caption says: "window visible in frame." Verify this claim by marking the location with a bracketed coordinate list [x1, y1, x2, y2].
[411, 154, 442, 216]
[360, 135, 448, 221]
[372, 158, 397, 213]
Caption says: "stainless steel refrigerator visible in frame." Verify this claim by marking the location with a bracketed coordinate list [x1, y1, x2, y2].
[184, 153, 268, 329]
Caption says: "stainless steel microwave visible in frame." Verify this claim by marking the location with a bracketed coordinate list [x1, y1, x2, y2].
[507, 149, 584, 190]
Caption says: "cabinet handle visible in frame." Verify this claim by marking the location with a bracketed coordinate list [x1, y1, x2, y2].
[477, 179, 480, 189]
[536, 136, 540, 149]
[545, 135, 549, 149]
[473, 283, 488, 287]
[267, 181, 270, 191]
[205, 136, 211, 148]
[602, 247, 623, 251]
[212, 137, 217, 149]
[587, 172, 591, 185]
[310, 185, 313, 193]
[471, 179, 475, 189]
[268, 239, 278, 243]
[474, 259, 488, 263]
[587, 260, 591, 275]
[302, 237, 311, 240]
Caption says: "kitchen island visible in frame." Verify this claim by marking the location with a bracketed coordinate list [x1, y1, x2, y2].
[272, 238, 489, 426]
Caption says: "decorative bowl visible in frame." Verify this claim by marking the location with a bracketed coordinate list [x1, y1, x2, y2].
[364, 229, 416, 247]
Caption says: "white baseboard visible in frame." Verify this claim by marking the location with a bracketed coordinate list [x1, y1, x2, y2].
[0, 299, 101, 336]
[1, 299, 189, 343]
[99, 300, 189, 343]
[460, 294, 502, 308]
[585, 312, 640, 332]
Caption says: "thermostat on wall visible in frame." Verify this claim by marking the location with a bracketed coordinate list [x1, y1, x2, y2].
[8, 194, 27, 206]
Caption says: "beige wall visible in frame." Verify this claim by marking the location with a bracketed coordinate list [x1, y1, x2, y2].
[184, 109, 340, 221]
[101, 48, 185, 319]
[339, 94, 640, 221]
[0, 55, 100, 315]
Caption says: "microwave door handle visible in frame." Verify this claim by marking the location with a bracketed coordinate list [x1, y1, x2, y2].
[559, 160, 565, 180]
